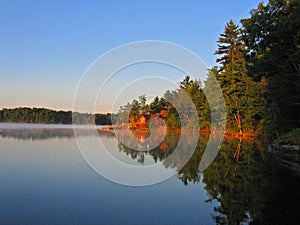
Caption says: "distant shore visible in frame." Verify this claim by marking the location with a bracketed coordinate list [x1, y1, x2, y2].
[0, 122, 105, 129]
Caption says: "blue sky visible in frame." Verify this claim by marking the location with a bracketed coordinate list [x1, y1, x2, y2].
[0, 0, 263, 113]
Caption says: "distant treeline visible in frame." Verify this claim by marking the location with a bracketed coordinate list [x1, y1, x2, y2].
[0, 107, 115, 125]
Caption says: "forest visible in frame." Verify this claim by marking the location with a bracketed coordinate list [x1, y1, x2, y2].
[117, 0, 300, 139]
[0, 107, 114, 125]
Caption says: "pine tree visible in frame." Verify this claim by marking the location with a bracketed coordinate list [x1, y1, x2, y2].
[241, 0, 300, 137]
[214, 20, 265, 135]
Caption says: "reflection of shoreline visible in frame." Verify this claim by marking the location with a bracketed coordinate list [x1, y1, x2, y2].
[0, 122, 103, 129]
[101, 125, 260, 139]
[0, 123, 115, 140]
[0, 128, 75, 140]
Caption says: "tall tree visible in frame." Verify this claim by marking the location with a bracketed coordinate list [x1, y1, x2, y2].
[241, 0, 300, 137]
[214, 20, 265, 135]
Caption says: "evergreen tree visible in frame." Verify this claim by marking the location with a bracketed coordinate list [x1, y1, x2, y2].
[214, 20, 265, 135]
[241, 0, 300, 137]
[179, 76, 208, 129]
[204, 67, 225, 131]
[149, 96, 168, 113]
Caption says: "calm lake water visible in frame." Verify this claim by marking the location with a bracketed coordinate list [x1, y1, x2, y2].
[0, 123, 299, 224]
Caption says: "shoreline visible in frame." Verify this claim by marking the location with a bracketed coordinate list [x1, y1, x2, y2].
[100, 125, 262, 139]
[0, 122, 264, 139]
[268, 142, 300, 173]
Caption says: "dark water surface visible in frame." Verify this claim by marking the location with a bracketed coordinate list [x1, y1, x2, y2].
[0, 123, 299, 224]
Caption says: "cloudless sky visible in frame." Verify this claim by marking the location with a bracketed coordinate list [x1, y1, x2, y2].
[0, 0, 263, 113]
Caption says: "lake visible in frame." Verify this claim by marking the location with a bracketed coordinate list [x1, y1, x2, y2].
[0, 123, 299, 224]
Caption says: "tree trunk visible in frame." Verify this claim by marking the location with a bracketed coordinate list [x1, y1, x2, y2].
[233, 112, 243, 136]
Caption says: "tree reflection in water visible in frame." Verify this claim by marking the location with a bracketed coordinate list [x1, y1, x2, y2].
[116, 130, 180, 165]
[1, 127, 299, 224]
[203, 137, 267, 224]
[116, 130, 300, 224]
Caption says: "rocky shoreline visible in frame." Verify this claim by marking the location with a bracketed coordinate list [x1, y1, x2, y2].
[268, 141, 300, 172]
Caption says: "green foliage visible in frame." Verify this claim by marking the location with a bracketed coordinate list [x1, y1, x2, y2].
[0, 109, 4, 122]
[0, 107, 114, 125]
[180, 76, 208, 129]
[162, 76, 206, 130]
[214, 20, 267, 135]
[116, 76, 209, 130]
[149, 96, 168, 114]
[202, 138, 269, 224]
[116, 102, 132, 124]
[277, 128, 300, 145]
[204, 68, 225, 130]
[241, 0, 300, 136]
[168, 91, 195, 129]
[1, 107, 56, 124]
[215, 20, 246, 73]
[164, 106, 180, 130]
[95, 113, 114, 125]
[116, 94, 156, 124]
